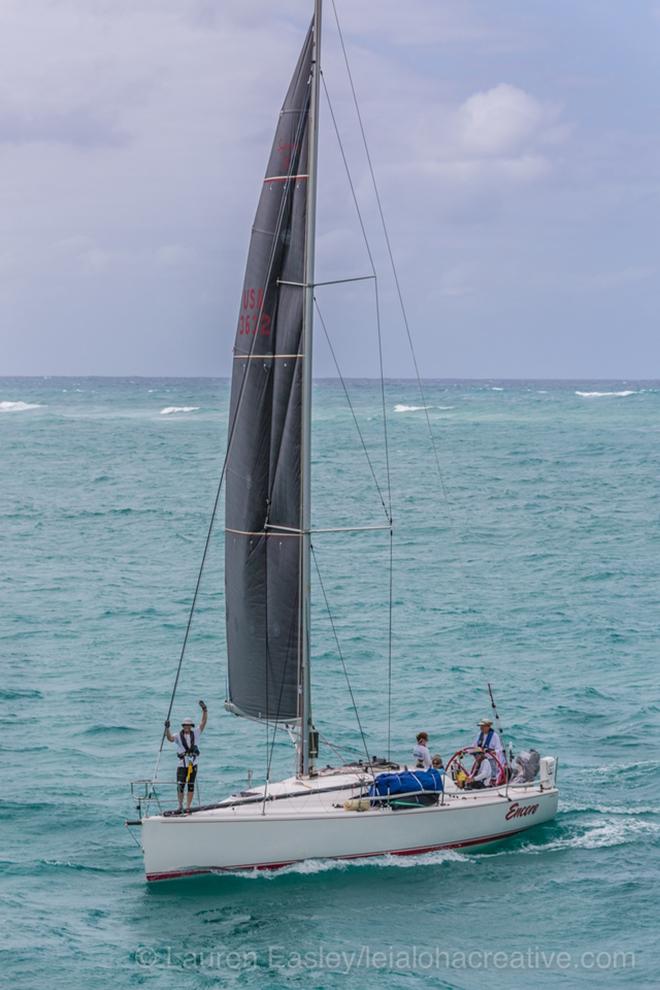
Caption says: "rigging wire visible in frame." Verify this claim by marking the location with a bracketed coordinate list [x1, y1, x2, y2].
[329, 0, 452, 508]
[322, 47, 394, 760]
[314, 298, 389, 521]
[315, 294, 395, 759]
[330, 0, 485, 745]
[319, 72, 391, 515]
[316, 730, 353, 766]
[152, 479, 223, 781]
[311, 544, 372, 768]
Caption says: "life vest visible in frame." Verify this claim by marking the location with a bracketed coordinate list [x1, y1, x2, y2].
[477, 729, 494, 750]
[177, 729, 199, 763]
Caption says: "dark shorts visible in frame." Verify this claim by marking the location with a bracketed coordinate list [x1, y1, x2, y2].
[177, 764, 197, 793]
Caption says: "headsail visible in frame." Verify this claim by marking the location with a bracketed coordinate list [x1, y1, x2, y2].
[224, 25, 314, 722]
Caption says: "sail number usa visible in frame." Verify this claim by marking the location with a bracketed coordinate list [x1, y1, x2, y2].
[238, 288, 271, 336]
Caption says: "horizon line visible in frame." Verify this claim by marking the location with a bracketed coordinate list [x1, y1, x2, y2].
[2, 375, 659, 383]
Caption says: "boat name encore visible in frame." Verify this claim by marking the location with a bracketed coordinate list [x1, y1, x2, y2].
[505, 802, 540, 820]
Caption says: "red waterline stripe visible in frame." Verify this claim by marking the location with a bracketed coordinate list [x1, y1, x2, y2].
[145, 825, 531, 882]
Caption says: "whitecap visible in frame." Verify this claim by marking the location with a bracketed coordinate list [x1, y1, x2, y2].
[559, 800, 660, 816]
[0, 400, 43, 412]
[394, 404, 430, 413]
[541, 818, 660, 852]
[462, 817, 660, 862]
[575, 390, 636, 398]
[587, 759, 660, 775]
[226, 848, 468, 880]
[159, 406, 200, 415]
[491, 386, 504, 391]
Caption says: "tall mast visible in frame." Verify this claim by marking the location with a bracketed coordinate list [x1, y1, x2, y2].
[299, 0, 322, 777]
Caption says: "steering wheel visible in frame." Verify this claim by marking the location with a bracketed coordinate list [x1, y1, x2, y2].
[445, 746, 506, 787]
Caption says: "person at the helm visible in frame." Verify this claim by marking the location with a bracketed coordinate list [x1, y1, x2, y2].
[472, 717, 506, 783]
[164, 700, 208, 814]
[465, 750, 492, 790]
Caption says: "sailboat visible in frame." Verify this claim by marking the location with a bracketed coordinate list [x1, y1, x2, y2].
[131, 1, 559, 881]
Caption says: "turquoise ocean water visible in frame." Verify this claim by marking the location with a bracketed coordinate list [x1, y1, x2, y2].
[1, 377, 658, 988]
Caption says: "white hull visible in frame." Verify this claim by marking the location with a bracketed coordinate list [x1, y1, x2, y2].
[138, 766, 559, 881]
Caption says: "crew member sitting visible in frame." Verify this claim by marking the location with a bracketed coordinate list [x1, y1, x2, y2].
[465, 750, 492, 790]
[412, 731, 432, 769]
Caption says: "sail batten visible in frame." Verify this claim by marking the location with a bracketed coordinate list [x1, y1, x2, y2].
[224, 25, 314, 723]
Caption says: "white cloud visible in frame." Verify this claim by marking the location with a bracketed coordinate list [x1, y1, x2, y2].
[455, 84, 555, 158]
[399, 83, 569, 207]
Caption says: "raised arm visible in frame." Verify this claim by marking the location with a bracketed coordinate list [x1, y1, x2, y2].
[199, 699, 208, 732]
[164, 719, 176, 743]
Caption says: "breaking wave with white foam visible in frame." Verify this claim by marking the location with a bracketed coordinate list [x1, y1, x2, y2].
[540, 817, 660, 852]
[394, 404, 430, 413]
[0, 400, 43, 412]
[159, 406, 200, 415]
[226, 848, 468, 880]
[575, 390, 636, 398]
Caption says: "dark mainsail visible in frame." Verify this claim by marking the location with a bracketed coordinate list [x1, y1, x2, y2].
[224, 26, 314, 722]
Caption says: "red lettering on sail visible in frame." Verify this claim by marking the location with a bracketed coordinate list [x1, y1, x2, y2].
[238, 288, 271, 336]
[277, 141, 297, 169]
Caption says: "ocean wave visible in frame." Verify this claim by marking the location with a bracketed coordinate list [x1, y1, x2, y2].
[540, 818, 660, 851]
[558, 801, 660, 816]
[160, 406, 200, 415]
[39, 858, 129, 874]
[587, 760, 660, 775]
[0, 688, 42, 701]
[394, 404, 430, 413]
[0, 400, 44, 412]
[461, 817, 660, 861]
[226, 848, 468, 879]
[81, 724, 140, 736]
[575, 390, 636, 398]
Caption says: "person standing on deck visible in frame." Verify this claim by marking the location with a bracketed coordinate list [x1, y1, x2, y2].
[165, 700, 208, 814]
[472, 718, 506, 782]
[413, 731, 432, 769]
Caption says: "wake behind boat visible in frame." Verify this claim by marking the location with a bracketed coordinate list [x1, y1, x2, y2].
[128, 0, 559, 881]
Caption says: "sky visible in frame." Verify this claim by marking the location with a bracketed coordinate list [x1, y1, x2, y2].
[1, 0, 659, 378]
